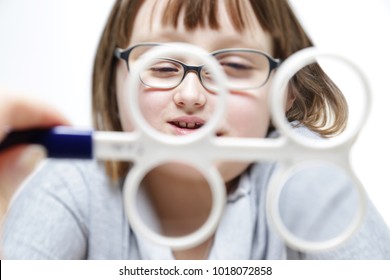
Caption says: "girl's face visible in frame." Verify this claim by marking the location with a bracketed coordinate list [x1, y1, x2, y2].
[116, 0, 275, 183]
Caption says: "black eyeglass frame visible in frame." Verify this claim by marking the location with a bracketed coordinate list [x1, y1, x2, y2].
[114, 43, 281, 90]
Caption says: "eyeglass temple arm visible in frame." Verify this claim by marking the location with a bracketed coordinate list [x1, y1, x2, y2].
[114, 48, 126, 60]
[271, 58, 282, 70]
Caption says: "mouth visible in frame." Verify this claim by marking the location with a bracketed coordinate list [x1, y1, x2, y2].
[168, 119, 204, 136]
[168, 116, 225, 136]
[169, 121, 204, 130]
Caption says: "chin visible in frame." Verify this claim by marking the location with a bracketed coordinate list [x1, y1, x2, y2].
[152, 161, 209, 182]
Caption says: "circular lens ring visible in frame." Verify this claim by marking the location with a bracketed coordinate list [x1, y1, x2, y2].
[269, 47, 371, 149]
[123, 159, 226, 250]
[126, 43, 229, 145]
[266, 160, 367, 252]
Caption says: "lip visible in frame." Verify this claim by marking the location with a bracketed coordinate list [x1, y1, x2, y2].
[167, 116, 226, 137]
[168, 116, 206, 136]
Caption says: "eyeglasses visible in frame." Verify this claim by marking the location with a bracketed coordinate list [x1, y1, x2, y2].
[114, 43, 281, 91]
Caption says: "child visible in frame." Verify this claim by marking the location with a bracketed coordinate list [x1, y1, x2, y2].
[2, 0, 390, 259]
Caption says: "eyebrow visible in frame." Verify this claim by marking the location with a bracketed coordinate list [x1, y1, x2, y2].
[131, 33, 270, 54]
[210, 36, 270, 53]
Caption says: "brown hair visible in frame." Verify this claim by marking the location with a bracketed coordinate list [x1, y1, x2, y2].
[92, 0, 348, 180]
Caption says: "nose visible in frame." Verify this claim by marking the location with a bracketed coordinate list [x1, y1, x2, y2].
[173, 73, 207, 111]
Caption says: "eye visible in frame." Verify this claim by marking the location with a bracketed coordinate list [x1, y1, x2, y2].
[217, 55, 255, 72]
[149, 63, 179, 72]
[218, 58, 255, 79]
[150, 66, 178, 72]
[147, 60, 182, 77]
[220, 62, 253, 70]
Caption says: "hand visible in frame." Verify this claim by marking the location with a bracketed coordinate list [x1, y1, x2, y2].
[0, 89, 70, 216]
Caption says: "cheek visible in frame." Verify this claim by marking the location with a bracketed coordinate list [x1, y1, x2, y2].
[226, 90, 270, 138]
[138, 91, 172, 127]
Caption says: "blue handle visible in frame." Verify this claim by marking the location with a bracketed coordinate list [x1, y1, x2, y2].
[0, 127, 93, 159]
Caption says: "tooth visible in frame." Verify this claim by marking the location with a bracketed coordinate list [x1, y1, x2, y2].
[179, 121, 187, 128]
[187, 122, 195, 129]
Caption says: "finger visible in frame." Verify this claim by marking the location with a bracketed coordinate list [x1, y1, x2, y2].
[0, 93, 70, 141]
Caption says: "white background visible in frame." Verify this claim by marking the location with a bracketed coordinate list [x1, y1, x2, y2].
[0, 0, 389, 226]
[2, 260, 390, 280]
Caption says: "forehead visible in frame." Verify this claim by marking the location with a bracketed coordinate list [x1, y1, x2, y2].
[129, 0, 272, 53]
